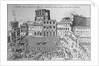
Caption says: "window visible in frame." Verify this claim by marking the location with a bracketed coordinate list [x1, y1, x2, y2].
[53, 26, 55, 29]
[53, 31, 55, 37]
[66, 28, 67, 30]
[44, 21, 46, 24]
[47, 21, 49, 24]
[37, 32, 39, 35]
[50, 26, 52, 28]
[50, 31, 51, 36]
[34, 32, 36, 35]
[53, 22, 55, 24]
[40, 33, 41, 36]
[44, 32, 45, 36]
[44, 26, 46, 28]
[50, 21, 51, 24]
[47, 32, 48, 36]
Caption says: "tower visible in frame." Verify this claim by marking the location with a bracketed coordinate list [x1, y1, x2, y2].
[35, 9, 50, 21]
[10, 21, 19, 30]
[10, 10, 19, 30]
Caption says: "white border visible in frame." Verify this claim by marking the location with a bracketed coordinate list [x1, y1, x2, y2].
[0, 0, 99, 66]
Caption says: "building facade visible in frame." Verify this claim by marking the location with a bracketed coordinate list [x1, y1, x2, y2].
[28, 9, 57, 37]
[57, 17, 72, 38]
[43, 20, 57, 37]
[20, 23, 28, 36]
[72, 14, 91, 43]
[8, 21, 20, 43]
[74, 26, 91, 43]
[28, 21, 43, 37]
[74, 26, 90, 37]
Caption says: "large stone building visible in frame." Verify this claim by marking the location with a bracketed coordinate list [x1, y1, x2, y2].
[74, 26, 90, 37]
[72, 14, 91, 43]
[28, 9, 57, 37]
[74, 26, 91, 43]
[8, 21, 20, 43]
[57, 17, 72, 38]
[43, 19, 57, 37]
[28, 22, 43, 37]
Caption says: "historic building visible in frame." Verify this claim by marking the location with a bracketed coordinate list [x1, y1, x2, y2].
[74, 26, 91, 43]
[43, 19, 57, 37]
[35, 9, 50, 21]
[72, 14, 91, 43]
[8, 21, 20, 43]
[28, 9, 57, 37]
[35, 9, 57, 37]
[57, 17, 72, 38]
[74, 26, 90, 37]
[20, 23, 28, 36]
[28, 22, 43, 37]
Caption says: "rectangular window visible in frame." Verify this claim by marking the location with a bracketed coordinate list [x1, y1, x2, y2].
[53, 22, 55, 24]
[44, 32, 45, 36]
[34, 32, 36, 36]
[47, 32, 48, 36]
[50, 26, 52, 28]
[40, 32, 41, 36]
[43, 26, 45, 28]
[53, 31, 55, 37]
[50, 21, 51, 24]
[47, 21, 49, 24]
[44, 22, 45, 24]
[50, 31, 51, 36]
[53, 26, 55, 29]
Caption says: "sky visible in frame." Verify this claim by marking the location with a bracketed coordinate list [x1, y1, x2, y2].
[8, 4, 91, 29]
